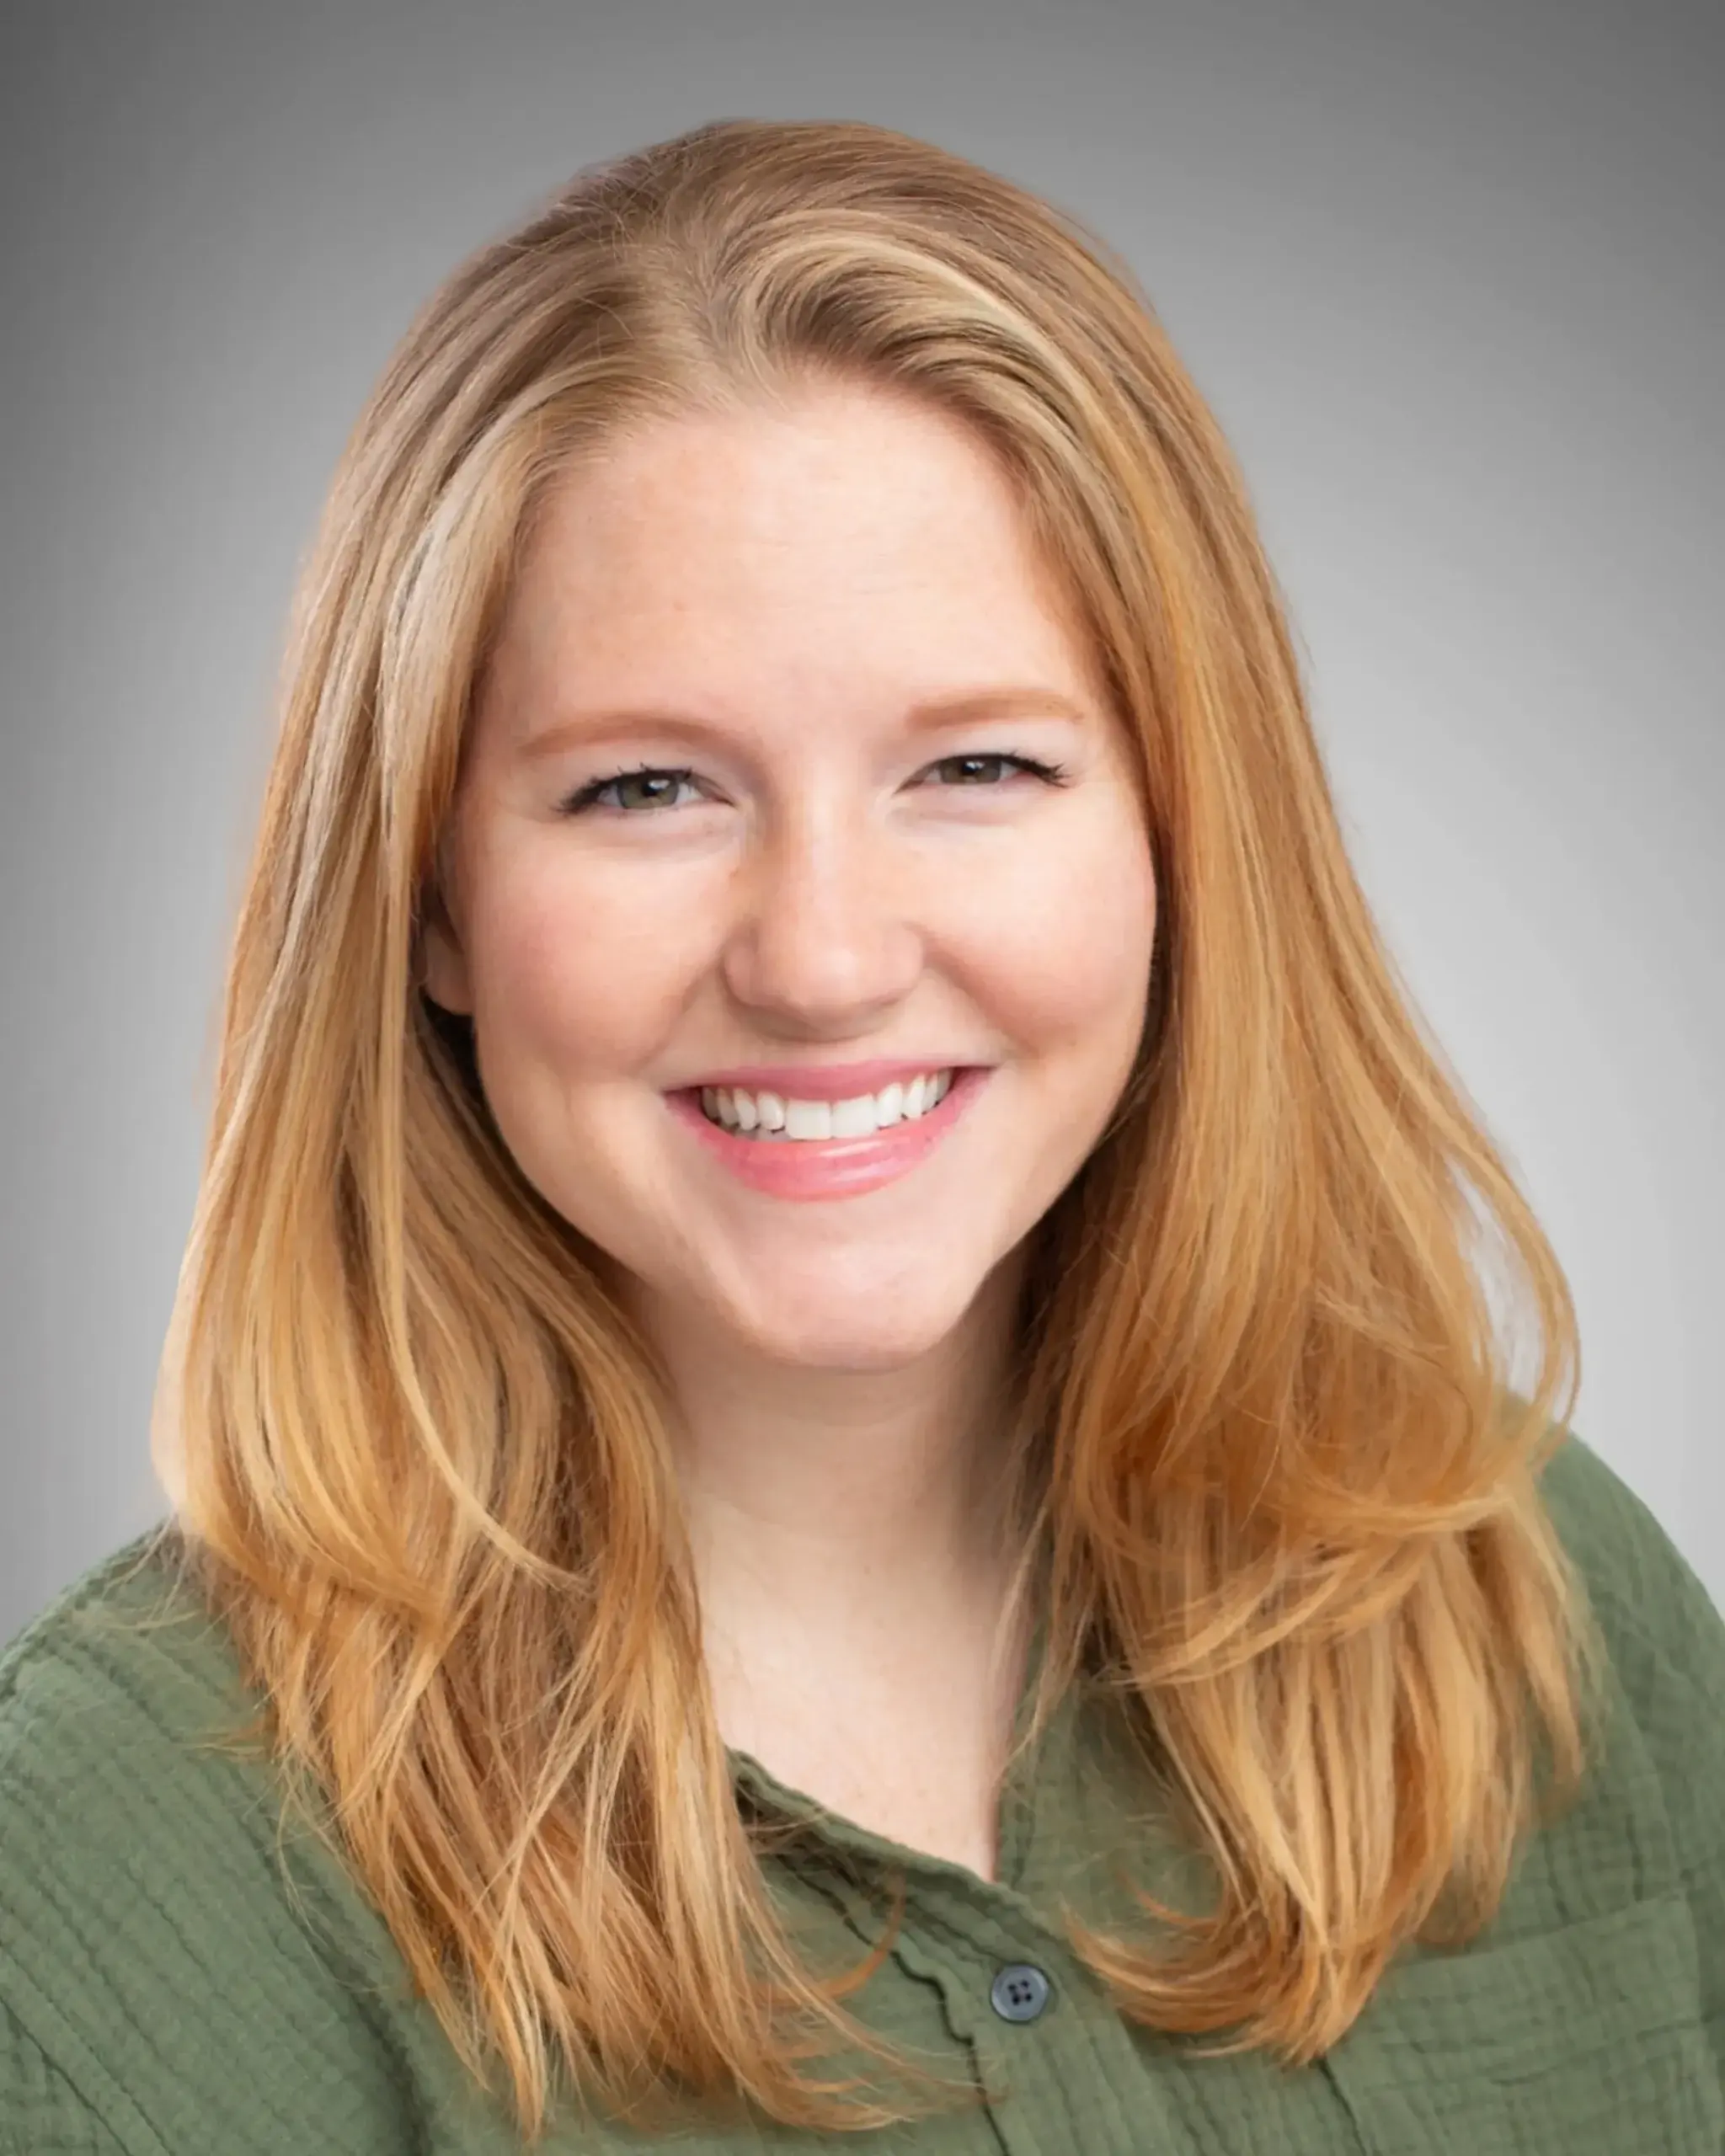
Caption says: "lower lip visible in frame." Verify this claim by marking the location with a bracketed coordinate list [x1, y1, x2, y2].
[664, 1068, 991, 1200]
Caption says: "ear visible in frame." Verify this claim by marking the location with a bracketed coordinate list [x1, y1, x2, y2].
[419, 903, 474, 1017]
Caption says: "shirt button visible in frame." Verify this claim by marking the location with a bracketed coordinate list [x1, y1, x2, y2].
[990, 1961, 1052, 2023]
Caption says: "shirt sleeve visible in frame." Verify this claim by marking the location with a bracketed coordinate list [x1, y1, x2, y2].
[1632, 1505, 1725, 2109]
[0, 1994, 138, 2156]
[0, 1582, 428, 2156]
[1561, 1439, 1725, 2115]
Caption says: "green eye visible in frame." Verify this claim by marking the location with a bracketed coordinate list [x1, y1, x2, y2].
[927, 754, 1069, 787]
[559, 766, 702, 816]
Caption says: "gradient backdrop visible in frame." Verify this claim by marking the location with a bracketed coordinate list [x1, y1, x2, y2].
[2, 0, 1720, 1641]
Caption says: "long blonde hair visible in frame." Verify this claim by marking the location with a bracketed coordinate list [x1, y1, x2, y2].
[145, 117, 1607, 2139]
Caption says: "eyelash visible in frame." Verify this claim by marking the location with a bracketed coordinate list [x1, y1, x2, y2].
[558, 751, 1073, 819]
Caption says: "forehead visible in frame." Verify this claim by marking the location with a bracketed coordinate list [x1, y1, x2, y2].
[489, 385, 1099, 702]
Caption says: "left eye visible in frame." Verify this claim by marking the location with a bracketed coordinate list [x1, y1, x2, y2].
[927, 753, 1064, 787]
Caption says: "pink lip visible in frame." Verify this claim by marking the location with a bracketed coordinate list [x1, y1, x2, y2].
[671, 1058, 981, 1102]
[665, 1065, 991, 1201]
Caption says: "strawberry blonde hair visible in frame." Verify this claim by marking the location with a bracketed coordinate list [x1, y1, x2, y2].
[143, 117, 1606, 2140]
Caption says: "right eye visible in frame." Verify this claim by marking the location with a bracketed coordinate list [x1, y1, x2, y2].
[558, 766, 706, 816]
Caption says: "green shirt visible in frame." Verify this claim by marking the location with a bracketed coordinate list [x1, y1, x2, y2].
[3, 1428, 1722, 2153]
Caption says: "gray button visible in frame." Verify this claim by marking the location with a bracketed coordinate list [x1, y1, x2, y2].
[990, 1961, 1052, 2022]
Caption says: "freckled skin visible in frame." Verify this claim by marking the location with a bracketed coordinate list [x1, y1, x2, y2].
[422, 380, 1157, 1379]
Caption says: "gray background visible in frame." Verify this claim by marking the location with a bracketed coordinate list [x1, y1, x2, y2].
[2, 0, 1719, 1642]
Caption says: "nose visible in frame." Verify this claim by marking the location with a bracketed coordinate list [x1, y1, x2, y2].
[716, 793, 925, 1035]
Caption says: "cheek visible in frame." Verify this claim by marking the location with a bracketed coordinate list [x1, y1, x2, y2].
[468, 862, 706, 1077]
[961, 817, 1156, 1062]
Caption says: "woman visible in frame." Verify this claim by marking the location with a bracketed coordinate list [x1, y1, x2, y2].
[2, 116, 1720, 2153]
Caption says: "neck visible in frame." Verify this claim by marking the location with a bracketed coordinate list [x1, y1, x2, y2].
[634, 1262, 1028, 1639]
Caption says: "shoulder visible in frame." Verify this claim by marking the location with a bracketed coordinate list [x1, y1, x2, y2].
[1, 1528, 264, 1790]
[1321, 1428, 1725, 2148]
[1537, 1424, 1725, 1764]
[1533, 1423, 1725, 1974]
[0, 1528, 293, 1900]
[0, 1532, 424, 2154]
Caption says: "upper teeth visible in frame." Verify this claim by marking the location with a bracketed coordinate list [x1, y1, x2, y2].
[700, 1070, 955, 1139]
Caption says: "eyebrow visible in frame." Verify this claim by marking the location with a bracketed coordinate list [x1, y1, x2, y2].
[518, 686, 1092, 760]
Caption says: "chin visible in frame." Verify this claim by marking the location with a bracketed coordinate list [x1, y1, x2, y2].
[721, 1291, 977, 1373]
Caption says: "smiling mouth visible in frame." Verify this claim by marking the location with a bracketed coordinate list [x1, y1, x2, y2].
[689, 1069, 959, 1142]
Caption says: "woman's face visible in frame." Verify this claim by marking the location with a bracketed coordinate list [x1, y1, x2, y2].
[423, 379, 1156, 1374]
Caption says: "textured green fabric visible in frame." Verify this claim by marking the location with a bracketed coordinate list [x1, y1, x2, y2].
[2, 1428, 1722, 2153]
